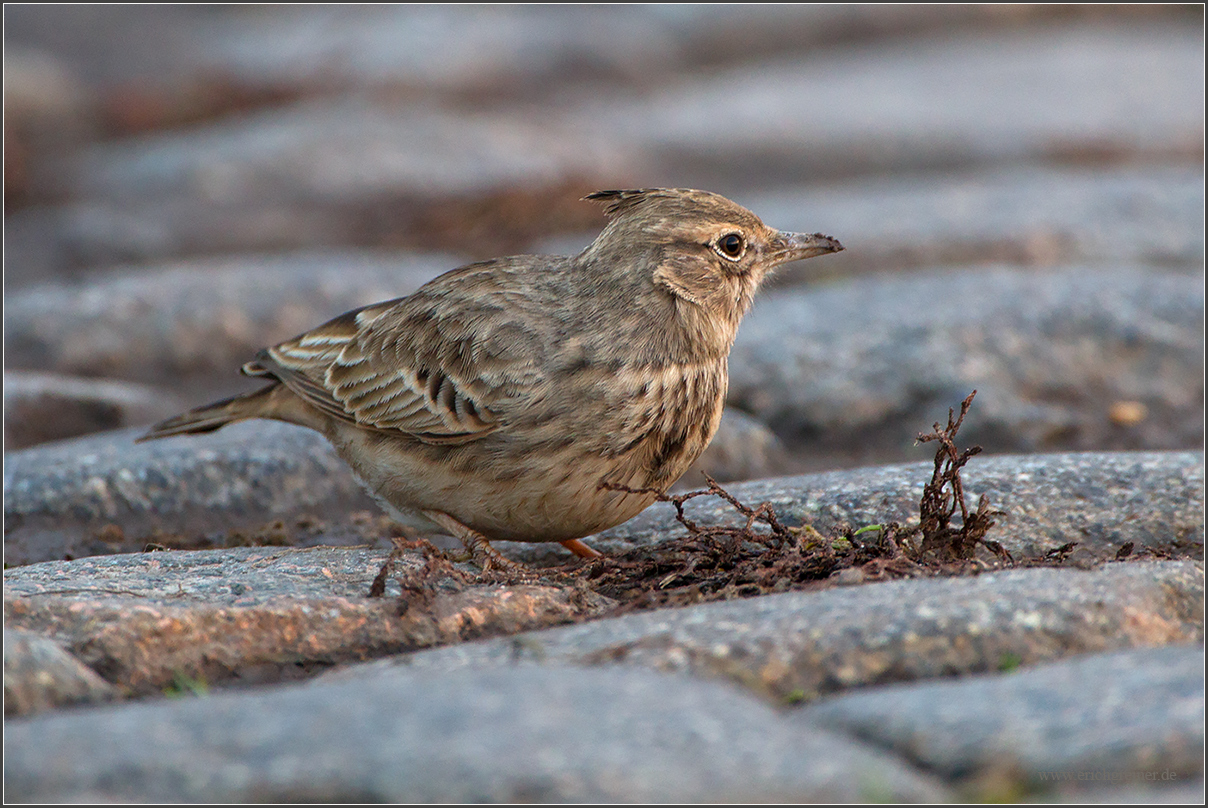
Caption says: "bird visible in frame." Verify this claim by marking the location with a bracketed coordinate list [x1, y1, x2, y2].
[139, 188, 843, 569]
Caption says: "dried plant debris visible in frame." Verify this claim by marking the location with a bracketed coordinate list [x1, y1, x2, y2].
[580, 478, 914, 614]
[898, 390, 1008, 563]
[369, 391, 1154, 615]
[369, 537, 472, 615]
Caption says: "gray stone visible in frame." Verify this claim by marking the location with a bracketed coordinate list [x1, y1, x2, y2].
[10, 6, 1178, 107]
[325, 561, 1204, 705]
[64, 99, 616, 204]
[9, 16, 1201, 277]
[799, 644, 1205, 792]
[4, 250, 458, 385]
[208, 6, 682, 93]
[755, 165, 1205, 281]
[583, 451, 1204, 563]
[12, 99, 622, 275]
[1, 664, 950, 802]
[3, 371, 186, 451]
[728, 267, 1203, 469]
[573, 23, 1204, 188]
[3, 627, 119, 717]
[7, 411, 1200, 566]
[3, 47, 88, 135]
[3, 421, 379, 566]
[4, 5, 217, 91]
[3, 545, 613, 694]
[3, 47, 92, 215]
[195, 5, 1201, 102]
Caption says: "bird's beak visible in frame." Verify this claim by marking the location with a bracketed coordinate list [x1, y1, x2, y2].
[769, 231, 844, 264]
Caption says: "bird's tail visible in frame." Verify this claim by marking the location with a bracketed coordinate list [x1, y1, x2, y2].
[137, 385, 280, 442]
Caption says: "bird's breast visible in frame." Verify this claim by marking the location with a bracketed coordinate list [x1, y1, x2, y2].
[597, 359, 728, 490]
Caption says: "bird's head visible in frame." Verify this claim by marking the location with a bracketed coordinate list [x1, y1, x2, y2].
[582, 188, 843, 353]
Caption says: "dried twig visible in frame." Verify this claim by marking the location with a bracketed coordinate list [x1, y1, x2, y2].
[905, 390, 1007, 562]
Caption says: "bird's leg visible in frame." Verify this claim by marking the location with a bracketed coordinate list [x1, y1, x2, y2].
[421, 509, 531, 574]
[560, 539, 602, 559]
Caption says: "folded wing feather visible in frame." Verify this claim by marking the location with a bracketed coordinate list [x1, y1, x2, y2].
[246, 292, 517, 445]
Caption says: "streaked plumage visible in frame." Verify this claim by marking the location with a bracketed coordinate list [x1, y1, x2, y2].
[141, 188, 843, 568]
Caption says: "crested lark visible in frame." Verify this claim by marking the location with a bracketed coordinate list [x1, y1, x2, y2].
[140, 189, 843, 568]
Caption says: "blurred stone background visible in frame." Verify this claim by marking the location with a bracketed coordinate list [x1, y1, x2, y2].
[4, 10, 1205, 801]
[5, 4, 1204, 470]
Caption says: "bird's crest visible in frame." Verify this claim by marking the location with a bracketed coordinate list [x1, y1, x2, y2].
[584, 188, 687, 218]
[583, 188, 758, 229]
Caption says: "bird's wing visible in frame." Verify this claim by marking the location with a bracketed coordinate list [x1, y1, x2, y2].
[246, 262, 549, 446]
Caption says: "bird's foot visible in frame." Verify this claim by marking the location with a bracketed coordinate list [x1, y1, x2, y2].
[465, 535, 535, 577]
[421, 509, 537, 580]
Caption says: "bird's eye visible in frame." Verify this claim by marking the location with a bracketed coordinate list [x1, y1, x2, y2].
[714, 233, 746, 261]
